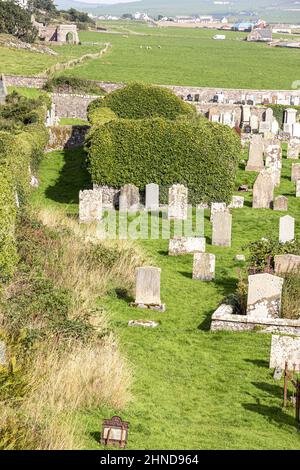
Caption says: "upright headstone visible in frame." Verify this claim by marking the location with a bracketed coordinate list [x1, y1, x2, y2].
[119, 184, 140, 212]
[79, 189, 102, 223]
[275, 254, 300, 275]
[134, 267, 165, 311]
[212, 211, 232, 247]
[270, 335, 300, 371]
[273, 196, 288, 211]
[228, 196, 244, 209]
[247, 273, 284, 319]
[193, 253, 215, 281]
[265, 144, 282, 171]
[250, 114, 259, 132]
[291, 163, 300, 182]
[168, 184, 188, 220]
[296, 180, 300, 197]
[287, 139, 300, 159]
[168, 237, 206, 256]
[252, 170, 274, 209]
[284, 108, 297, 134]
[145, 183, 159, 211]
[246, 135, 264, 171]
[266, 166, 281, 188]
[279, 215, 295, 243]
[210, 202, 227, 222]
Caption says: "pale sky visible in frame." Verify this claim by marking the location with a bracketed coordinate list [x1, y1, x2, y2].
[77, 0, 140, 3]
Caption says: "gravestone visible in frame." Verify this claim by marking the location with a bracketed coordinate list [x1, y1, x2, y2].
[247, 273, 284, 319]
[270, 335, 300, 371]
[79, 189, 102, 223]
[193, 253, 215, 281]
[246, 135, 264, 171]
[210, 202, 227, 222]
[128, 320, 159, 328]
[265, 144, 282, 170]
[291, 163, 300, 182]
[287, 139, 300, 159]
[266, 167, 281, 188]
[134, 267, 165, 311]
[229, 196, 244, 209]
[279, 215, 295, 243]
[250, 114, 259, 131]
[252, 170, 274, 209]
[145, 183, 159, 211]
[284, 108, 297, 134]
[273, 196, 288, 211]
[212, 211, 232, 247]
[168, 237, 206, 256]
[168, 184, 188, 220]
[275, 254, 300, 274]
[119, 184, 140, 212]
[296, 180, 300, 197]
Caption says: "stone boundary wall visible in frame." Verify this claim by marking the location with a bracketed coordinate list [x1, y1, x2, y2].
[195, 104, 266, 122]
[210, 304, 300, 336]
[51, 93, 98, 120]
[46, 125, 90, 151]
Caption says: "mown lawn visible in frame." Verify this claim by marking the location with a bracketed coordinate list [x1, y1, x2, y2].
[55, 28, 300, 90]
[30, 145, 300, 450]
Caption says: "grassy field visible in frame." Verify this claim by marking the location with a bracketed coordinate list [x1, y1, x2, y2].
[30, 145, 300, 450]
[51, 27, 300, 89]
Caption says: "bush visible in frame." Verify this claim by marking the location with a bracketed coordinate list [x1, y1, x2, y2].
[43, 76, 105, 96]
[86, 116, 241, 204]
[0, 1, 37, 43]
[281, 272, 300, 320]
[88, 107, 117, 126]
[267, 104, 300, 129]
[246, 238, 300, 274]
[87, 82, 196, 121]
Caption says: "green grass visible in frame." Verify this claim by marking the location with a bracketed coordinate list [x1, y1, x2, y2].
[7, 86, 49, 99]
[59, 118, 89, 125]
[30, 144, 300, 449]
[52, 28, 300, 89]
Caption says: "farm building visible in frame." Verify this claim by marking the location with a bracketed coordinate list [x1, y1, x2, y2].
[247, 29, 272, 42]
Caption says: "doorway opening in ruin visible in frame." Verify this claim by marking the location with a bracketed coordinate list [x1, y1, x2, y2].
[66, 32, 74, 44]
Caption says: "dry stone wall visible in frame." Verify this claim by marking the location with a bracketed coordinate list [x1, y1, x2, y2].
[46, 125, 90, 151]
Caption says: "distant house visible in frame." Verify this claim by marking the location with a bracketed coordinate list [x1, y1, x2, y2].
[247, 28, 272, 42]
[0, 74, 7, 105]
[232, 22, 254, 32]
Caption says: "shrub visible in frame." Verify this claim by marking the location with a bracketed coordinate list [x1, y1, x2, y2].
[88, 107, 117, 126]
[87, 82, 196, 120]
[246, 238, 300, 274]
[281, 272, 300, 320]
[267, 104, 300, 129]
[86, 116, 241, 204]
[43, 76, 105, 96]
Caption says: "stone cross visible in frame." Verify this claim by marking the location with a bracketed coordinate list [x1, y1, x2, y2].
[168, 184, 188, 220]
[169, 237, 206, 256]
[145, 183, 159, 211]
[273, 196, 288, 211]
[135, 267, 164, 311]
[252, 170, 274, 209]
[79, 189, 102, 223]
[192, 253, 215, 281]
[212, 211, 232, 247]
[119, 184, 140, 212]
[247, 273, 284, 319]
[246, 135, 264, 171]
[270, 335, 300, 371]
[279, 215, 295, 243]
[275, 254, 300, 275]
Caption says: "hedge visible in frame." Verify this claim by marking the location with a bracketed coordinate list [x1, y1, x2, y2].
[87, 82, 196, 121]
[0, 98, 49, 281]
[86, 116, 241, 204]
[267, 104, 300, 129]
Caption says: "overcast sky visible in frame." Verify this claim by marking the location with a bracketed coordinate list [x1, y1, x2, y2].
[77, 0, 140, 3]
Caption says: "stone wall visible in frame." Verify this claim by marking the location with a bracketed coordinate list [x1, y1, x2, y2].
[51, 93, 98, 120]
[46, 125, 90, 151]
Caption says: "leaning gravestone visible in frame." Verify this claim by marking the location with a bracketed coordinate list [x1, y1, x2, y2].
[212, 211, 232, 247]
[246, 273, 284, 319]
[119, 184, 140, 212]
[291, 163, 300, 182]
[273, 196, 288, 211]
[270, 335, 300, 371]
[168, 184, 188, 220]
[192, 253, 215, 281]
[275, 254, 300, 274]
[252, 170, 274, 209]
[145, 183, 159, 211]
[168, 237, 205, 256]
[279, 215, 295, 243]
[134, 266, 165, 311]
[246, 135, 264, 171]
[79, 189, 102, 223]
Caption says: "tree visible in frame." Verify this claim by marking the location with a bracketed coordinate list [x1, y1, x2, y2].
[28, 0, 57, 15]
[0, 1, 37, 43]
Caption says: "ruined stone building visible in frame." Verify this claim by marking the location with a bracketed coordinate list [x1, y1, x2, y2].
[32, 18, 79, 44]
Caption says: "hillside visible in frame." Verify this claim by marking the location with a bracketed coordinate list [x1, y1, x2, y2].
[55, 0, 300, 22]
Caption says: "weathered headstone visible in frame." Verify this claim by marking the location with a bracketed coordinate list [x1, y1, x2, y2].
[270, 335, 300, 371]
[252, 170, 274, 209]
[168, 184, 188, 220]
[291, 163, 300, 182]
[265, 144, 282, 170]
[192, 253, 215, 281]
[250, 114, 259, 132]
[273, 196, 288, 211]
[79, 189, 102, 223]
[168, 237, 206, 256]
[212, 211, 232, 247]
[296, 180, 300, 197]
[145, 183, 159, 211]
[134, 267, 165, 311]
[229, 196, 244, 209]
[279, 215, 295, 243]
[246, 135, 264, 171]
[275, 254, 300, 274]
[210, 202, 227, 222]
[284, 108, 297, 134]
[287, 139, 300, 159]
[128, 320, 159, 328]
[119, 184, 140, 212]
[247, 273, 284, 319]
[266, 166, 281, 188]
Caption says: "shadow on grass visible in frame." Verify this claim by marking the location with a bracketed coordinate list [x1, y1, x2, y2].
[90, 431, 101, 444]
[45, 147, 92, 204]
[244, 359, 269, 368]
[243, 404, 296, 428]
[109, 287, 134, 304]
[252, 382, 283, 399]
[198, 308, 216, 331]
